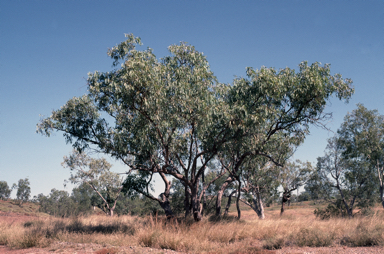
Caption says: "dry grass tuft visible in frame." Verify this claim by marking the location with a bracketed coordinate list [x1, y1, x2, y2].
[1, 205, 384, 252]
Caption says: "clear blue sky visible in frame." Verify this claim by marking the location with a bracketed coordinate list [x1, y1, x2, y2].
[1, 1, 383, 198]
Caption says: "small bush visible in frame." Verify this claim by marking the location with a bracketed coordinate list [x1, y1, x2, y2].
[23, 220, 44, 228]
[314, 203, 347, 219]
[294, 228, 333, 247]
[263, 237, 285, 250]
[340, 222, 384, 246]
[138, 230, 161, 247]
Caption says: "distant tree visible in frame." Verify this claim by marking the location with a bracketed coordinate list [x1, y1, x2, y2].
[315, 136, 376, 218]
[337, 104, 384, 208]
[13, 178, 31, 205]
[70, 182, 96, 215]
[0, 181, 12, 200]
[241, 159, 281, 219]
[62, 150, 124, 216]
[297, 191, 311, 202]
[38, 189, 75, 217]
[279, 160, 312, 215]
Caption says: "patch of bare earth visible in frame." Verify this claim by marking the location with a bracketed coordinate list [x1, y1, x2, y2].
[0, 242, 185, 254]
[276, 246, 384, 254]
[1, 244, 384, 254]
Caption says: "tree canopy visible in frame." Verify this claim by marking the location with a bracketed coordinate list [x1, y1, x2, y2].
[37, 34, 354, 221]
[62, 150, 124, 216]
[13, 178, 31, 205]
[0, 181, 12, 200]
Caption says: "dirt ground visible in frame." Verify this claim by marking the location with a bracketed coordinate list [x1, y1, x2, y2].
[1, 244, 384, 254]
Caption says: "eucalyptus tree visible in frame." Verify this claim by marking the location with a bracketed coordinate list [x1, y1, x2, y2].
[337, 104, 384, 208]
[0, 181, 12, 200]
[316, 135, 376, 218]
[62, 150, 124, 216]
[38, 189, 75, 217]
[37, 34, 354, 221]
[13, 178, 31, 205]
[214, 62, 354, 217]
[279, 160, 312, 215]
[38, 34, 227, 220]
[240, 159, 281, 219]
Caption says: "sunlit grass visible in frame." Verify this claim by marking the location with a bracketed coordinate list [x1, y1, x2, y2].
[1, 203, 384, 252]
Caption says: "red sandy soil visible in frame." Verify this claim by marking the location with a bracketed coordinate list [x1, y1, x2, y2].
[1, 244, 384, 254]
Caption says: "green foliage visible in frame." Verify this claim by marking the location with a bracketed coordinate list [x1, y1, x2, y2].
[311, 106, 381, 218]
[70, 183, 95, 215]
[297, 191, 311, 202]
[122, 171, 154, 198]
[37, 183, 148, 217]
[0, 181, 11, 200]
[280, 160, 313, 192]
[169, 179, 186, 215]
[62, 150, 124, 216]
[13, 178, 31, 205]
[314, 200, 348, 220]
[337, 104, 384, 205]
[37, 34, 354, 218]
[241, 158, 281, 213]
[38, 189, 76, 217]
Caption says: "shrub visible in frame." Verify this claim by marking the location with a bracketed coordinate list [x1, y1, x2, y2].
[294, 228, 333, 247]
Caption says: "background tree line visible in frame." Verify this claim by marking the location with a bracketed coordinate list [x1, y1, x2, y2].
[0, 178, 31, 205]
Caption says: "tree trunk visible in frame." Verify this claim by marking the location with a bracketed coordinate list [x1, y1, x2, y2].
[377, 163, 384, 209]
[159, 193, 174, 219]
[191, 188, 202, 221]
[236, 192, 241, 219]
[185, 185, 191, 218]
[158, 172, 174, 219]
[216, 188, 225, 216]
[224, 190, 236, 216]
[380, 185, 384, 209]
[236, 181, 241, 219]
[202, 172, 207, 216]
[215, 176, 233, 216]
[253, 191, 265, 220]
[338, 186, 353, 219]
[110, 208, 114, 217]
[280, 199, 285, 216]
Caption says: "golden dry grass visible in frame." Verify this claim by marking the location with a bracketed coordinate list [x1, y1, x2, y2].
[1, 203, 384, 253]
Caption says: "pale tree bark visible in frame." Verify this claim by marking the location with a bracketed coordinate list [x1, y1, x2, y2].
[253, 190, 265, 219]
[240, 193, 265, 220]
[135, 172, 174, 218]
[376, 160, 384, 209]
[156, 172, 174, 218]
[85, 181, 123, 217]
[215, 176, 234, 216]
